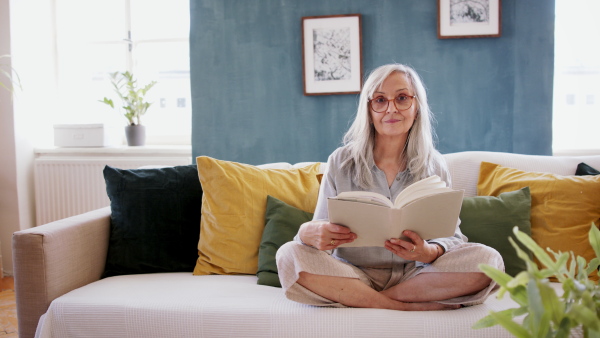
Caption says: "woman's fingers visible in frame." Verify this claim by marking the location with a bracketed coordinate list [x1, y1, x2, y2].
[323, 222, 356, 248]
[385, 237, 420, 259]
[299, 221, 356, 250]
[401, 230, 424, 246]
[387, 238, 415, 251]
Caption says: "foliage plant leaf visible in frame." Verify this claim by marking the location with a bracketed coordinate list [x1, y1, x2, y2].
[576, 256, 588, 280]
[555, 317, 573, 338]
[479, 264, 529, 306]
[479, 264, 513, 287]
[513, 227, 557, 271]
[488, 310, 531, 338]
[526, 279, 550, 337]
[590, 223, 600, 260]
[537, 279, 565, 326]
[472, 308, 529, 329]
[472, 313, 500, 329]
[475, 224, 600, 337]
[586, 258, 600, 275]
[588, 329, 600, 338]
[568, 304, 600, 331]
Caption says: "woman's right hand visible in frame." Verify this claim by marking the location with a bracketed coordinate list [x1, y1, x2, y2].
[298, 220, 357, 250]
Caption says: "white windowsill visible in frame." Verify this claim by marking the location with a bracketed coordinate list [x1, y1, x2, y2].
[34, 145, 192, 158]
[552, 148, 600, 156]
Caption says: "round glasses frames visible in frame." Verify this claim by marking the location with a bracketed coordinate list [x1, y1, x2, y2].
[369, 94, 416, 113]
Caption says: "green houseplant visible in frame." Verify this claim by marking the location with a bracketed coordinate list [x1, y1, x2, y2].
[99, 71, 156, 146]
[0, 54, 21, 95]
[474, 224, 600, 337]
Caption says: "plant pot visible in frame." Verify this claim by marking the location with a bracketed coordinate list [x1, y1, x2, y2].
[125, 125, 146, 146]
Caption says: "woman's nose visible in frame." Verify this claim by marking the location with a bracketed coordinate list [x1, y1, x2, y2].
[385, 99, 398, 114]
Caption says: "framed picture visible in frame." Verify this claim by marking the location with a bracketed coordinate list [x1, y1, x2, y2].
[302, 14, 362, 96]
[438, 0, 501, 39]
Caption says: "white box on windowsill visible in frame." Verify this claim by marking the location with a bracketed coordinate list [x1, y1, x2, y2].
[54, 124, 121, 147]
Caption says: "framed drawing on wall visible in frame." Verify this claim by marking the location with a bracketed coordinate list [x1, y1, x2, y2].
[302, 14, 362, 96]
[438, 0, 501, 39]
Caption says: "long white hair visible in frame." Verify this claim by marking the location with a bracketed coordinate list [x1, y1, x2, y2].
[341, 64, 449, 188]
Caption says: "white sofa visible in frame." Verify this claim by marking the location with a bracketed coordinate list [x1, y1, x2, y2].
[13, 151, 600, 338]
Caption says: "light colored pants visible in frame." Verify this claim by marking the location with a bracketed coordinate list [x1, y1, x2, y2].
[276, 241, 504, 307]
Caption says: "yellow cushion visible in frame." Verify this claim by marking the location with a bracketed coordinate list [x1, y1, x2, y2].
[477, 161, 600, 281]
[193, 157, 321, 275]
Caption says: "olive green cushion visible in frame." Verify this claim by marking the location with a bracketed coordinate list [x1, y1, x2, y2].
[257, 195, 313, 287]
[459, 187, 532, 276]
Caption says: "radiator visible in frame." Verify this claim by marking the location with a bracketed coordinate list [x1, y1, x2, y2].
[34, 152, 192, 226]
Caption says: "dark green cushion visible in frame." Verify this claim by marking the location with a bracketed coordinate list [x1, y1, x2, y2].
[257, 195, 313, 287]
[459, 187, 532, 277]
[576, 162, 600, 176]
[103, 165, 202, 277]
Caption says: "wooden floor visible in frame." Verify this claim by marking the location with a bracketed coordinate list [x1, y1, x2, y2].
[0, 276, 18, 337]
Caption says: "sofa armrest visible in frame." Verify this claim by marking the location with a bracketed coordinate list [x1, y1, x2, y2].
[12, 207, 111, 338]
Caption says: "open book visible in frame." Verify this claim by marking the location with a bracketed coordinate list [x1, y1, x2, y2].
[327, 175, 464, 247]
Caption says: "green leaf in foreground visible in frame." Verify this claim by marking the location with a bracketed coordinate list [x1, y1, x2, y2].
[473, 223, 600, 337]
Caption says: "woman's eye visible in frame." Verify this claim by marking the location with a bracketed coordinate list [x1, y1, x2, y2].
[396, 95, 409, 102]
[373, 97, 386, 103]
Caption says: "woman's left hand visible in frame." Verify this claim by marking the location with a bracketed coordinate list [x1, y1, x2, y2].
[384, 230, 440, 263]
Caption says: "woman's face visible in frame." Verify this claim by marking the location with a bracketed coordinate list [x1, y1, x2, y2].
[369, 72, 418, 141]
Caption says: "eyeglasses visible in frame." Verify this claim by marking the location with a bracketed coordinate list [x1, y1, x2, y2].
[368, 94, 416, 113]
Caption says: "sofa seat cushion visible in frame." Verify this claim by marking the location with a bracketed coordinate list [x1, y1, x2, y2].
[36, 273, 552, 338]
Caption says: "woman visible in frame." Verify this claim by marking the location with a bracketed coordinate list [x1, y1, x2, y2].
[276, 64, 504, 311]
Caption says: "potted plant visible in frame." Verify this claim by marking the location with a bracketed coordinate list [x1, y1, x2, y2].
[99, 71, 157, 146]
[474, 223, 600, 337]
[0, 54, 21, 95]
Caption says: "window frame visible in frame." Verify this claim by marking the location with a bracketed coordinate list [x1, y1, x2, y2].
[54, 0, 191, 145]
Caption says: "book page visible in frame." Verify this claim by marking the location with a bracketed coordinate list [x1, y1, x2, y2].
[391, 191, 463, 240]
[392, 175, 446, 208]
[335, 191, 393, 208]
[394, 187, 452, 209]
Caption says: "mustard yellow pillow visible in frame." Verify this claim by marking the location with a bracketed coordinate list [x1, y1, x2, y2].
[477, 161, 600, 281]
[193, 157, 321, 275]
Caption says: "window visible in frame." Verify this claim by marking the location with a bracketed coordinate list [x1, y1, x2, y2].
[553, 0, 600, 154]
[54, 0, 190, 144]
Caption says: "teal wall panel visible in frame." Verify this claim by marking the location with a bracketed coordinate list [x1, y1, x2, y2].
[190, 0, 554, 164]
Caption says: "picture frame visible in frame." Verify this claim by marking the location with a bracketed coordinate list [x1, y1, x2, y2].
[438, 0, 501, 39]
[302, 14, 362, 96]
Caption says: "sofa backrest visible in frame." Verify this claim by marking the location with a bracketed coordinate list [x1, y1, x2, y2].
[286, 151, 600, 198]
[260, 162, 327, 173]
[444, 151, 600, 197]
